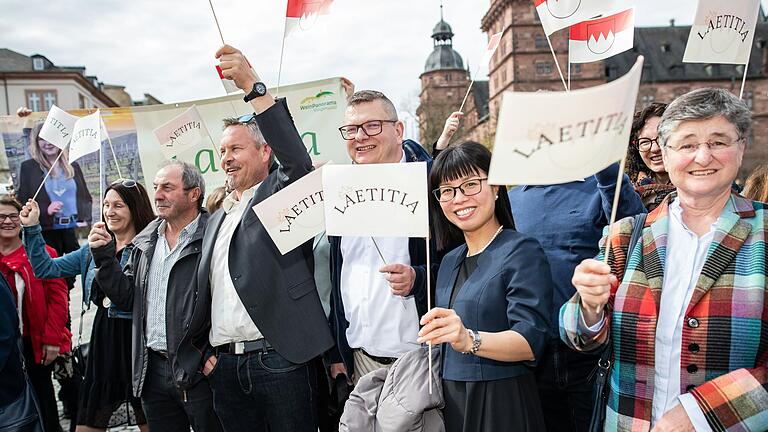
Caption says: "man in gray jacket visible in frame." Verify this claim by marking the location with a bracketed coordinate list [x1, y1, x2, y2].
[89, 161, 221, 432]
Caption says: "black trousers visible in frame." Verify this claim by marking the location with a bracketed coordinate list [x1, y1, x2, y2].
[23, 338, 63, 432]
[535, 339, 599, 432]
[141, 350, 222, 432]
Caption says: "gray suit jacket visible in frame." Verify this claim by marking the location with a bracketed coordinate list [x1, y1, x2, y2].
[197, 98, 333, 364]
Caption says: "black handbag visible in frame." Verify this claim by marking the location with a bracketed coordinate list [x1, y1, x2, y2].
[0, 339, 44, 432]
[71, 298, 90, 378]
[588, 213, 646, 432]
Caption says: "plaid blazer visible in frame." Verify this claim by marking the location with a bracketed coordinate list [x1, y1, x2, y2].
[560, 192, 768, 432]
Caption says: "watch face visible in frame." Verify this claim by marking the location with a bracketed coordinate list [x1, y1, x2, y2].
[255, 82, 267, 95]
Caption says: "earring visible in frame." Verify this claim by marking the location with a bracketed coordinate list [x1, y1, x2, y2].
[495, 195, 498, 200]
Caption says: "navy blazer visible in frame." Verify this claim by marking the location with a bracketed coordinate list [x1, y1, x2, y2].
[437, 229, 553, 382]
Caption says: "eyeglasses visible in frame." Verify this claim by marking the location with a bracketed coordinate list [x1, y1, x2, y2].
[433, 178, 488, 202]
[237, 113, 257, 124]
[0, 213, 20, 223]
[338, 120, 398, 140]
[111, 178, 137, 188]
[665, 137, 744, 155]
[637, 137, 660, 152]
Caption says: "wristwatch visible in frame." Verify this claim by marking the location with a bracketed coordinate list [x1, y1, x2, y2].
[243, 82, 268, 102]
[465, 329, 482, 355]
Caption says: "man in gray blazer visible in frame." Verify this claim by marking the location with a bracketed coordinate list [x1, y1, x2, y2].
[199, 44, 334, 432]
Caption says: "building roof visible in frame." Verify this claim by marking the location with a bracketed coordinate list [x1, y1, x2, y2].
[432, 19, 454, 40]
[605, 23, 768, 82]
[424, 45, 465, 73]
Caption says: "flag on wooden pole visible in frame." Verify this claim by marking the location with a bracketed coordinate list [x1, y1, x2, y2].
[683, 0, 761, 64]
[69, 110, 102, 162]
[534, 0, 617, 36]
[39, 105, 78, 150]
[569, 9, 635, 64]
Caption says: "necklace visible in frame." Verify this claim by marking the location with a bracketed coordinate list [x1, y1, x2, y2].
[468, 225, 504, 257]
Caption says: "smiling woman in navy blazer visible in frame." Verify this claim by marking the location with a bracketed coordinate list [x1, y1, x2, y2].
[418, 141, 552, 432]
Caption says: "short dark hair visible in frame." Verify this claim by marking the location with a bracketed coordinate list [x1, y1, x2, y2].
[627, 102, 667, 182]
[347, 90, 398, 120]
[429, 141, 515, 252]
[104, 181, 155, 233]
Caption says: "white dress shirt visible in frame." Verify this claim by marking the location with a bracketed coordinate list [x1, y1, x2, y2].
[582, 199, 717, 430]
[339, 151, 420, 358]
[209, 185, 265, 347]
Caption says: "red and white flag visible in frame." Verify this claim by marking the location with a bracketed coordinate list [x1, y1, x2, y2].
[569, 9, 634, 64]
[215, 65, 240, 94]
[285, 0, 334, 37]
[534, 0, 617, 36]
[480, 32, 503, 65]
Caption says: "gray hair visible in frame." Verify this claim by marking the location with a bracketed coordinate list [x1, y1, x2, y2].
[348, 90, 398, 120]
[658, 88, 752, 147]
[159, 160, 206, 208]
[222, 116, 275, 166]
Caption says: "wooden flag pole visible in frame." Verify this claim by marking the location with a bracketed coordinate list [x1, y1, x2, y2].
[371, 237, 408, 311]
[596, 155, 628, 315]
[276, 22, 289, 98]
[207, 0, 226, 46]
[739, 65, 748, 100]
[458, 79, 475, 114]
[567, 60, 572, 91]
[425, 235, 433, 394]
[545, 34, 569, 92]
[31, 151, 64, 201]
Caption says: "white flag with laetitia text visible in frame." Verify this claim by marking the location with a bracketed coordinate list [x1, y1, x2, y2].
[683, 0, 761, 64]
[153, 105, 211, 159]
[68, 110, 102, 162]
[569, 9, 635, 64]
[253, 166, 326, 255]
[39, 105, 78, 150]
[534, 0, 617, 36]
[323, 162, 428, 237]
[488, 56, 644, 185]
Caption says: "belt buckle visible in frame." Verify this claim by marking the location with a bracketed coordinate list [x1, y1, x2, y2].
[234, 342, 245, 355]
[58, 216, 71, 225]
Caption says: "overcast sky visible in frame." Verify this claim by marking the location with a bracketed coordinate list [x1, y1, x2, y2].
[0, 0, 747, 113]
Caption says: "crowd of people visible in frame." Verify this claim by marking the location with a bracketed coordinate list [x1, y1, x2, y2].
[1, 44, 767, 432]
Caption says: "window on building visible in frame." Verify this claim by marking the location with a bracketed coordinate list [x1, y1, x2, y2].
[446, 73, 452, 82]
[32, 58, 44, 71]
[502, 69, 507, 83]
[535, 33, 547, 49]
[641, 95, 656, 106]
[536, 61, 553, 75]
[570, 63, 582, 74]
[79, 94, 87, 109]
[744, 91, 754, 109]
[43, 91, 56, 110]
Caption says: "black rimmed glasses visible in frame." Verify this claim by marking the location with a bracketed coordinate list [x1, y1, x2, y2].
[637, 137, 660, 152]
[338, 120, 398, 140]
[0, 213, 20, 223]
[433, 178, 489, 202]
[665, 137, 744, 155]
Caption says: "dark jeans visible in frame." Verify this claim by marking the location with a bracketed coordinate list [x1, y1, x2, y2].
[142, 350, 222, 432]
[208, 349, 317, 432]
[535, 339, 599, 432]
[23, 338, 62, 432]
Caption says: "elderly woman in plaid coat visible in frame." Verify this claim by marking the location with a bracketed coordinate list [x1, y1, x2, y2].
[560, 87, 768, 432]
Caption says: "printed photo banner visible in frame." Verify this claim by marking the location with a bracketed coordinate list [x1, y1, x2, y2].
[322, 162, 429, 238]
[683, 0, 761, 65]
[0, 77, 350, 222]
[252, 165, 326, 255]
[488, 56, 644, 185]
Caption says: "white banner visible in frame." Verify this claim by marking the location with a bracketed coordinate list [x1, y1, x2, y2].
[39, 105, 78, 150]
[252, 166, 326, 254]
[683, 0, 760, 64]
[69, 110, 102, 162]
[534, 0, 617, 36]
[323, 162, 428, 237]
[488, 56, 644, 185]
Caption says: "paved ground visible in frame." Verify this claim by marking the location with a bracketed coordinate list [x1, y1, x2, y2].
[55, 275, 140, 431]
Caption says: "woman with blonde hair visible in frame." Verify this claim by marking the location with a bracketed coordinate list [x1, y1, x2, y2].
[15, 121, 92, 257]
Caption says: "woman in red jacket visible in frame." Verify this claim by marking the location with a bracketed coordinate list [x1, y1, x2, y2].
[0, 194, 69, 432]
